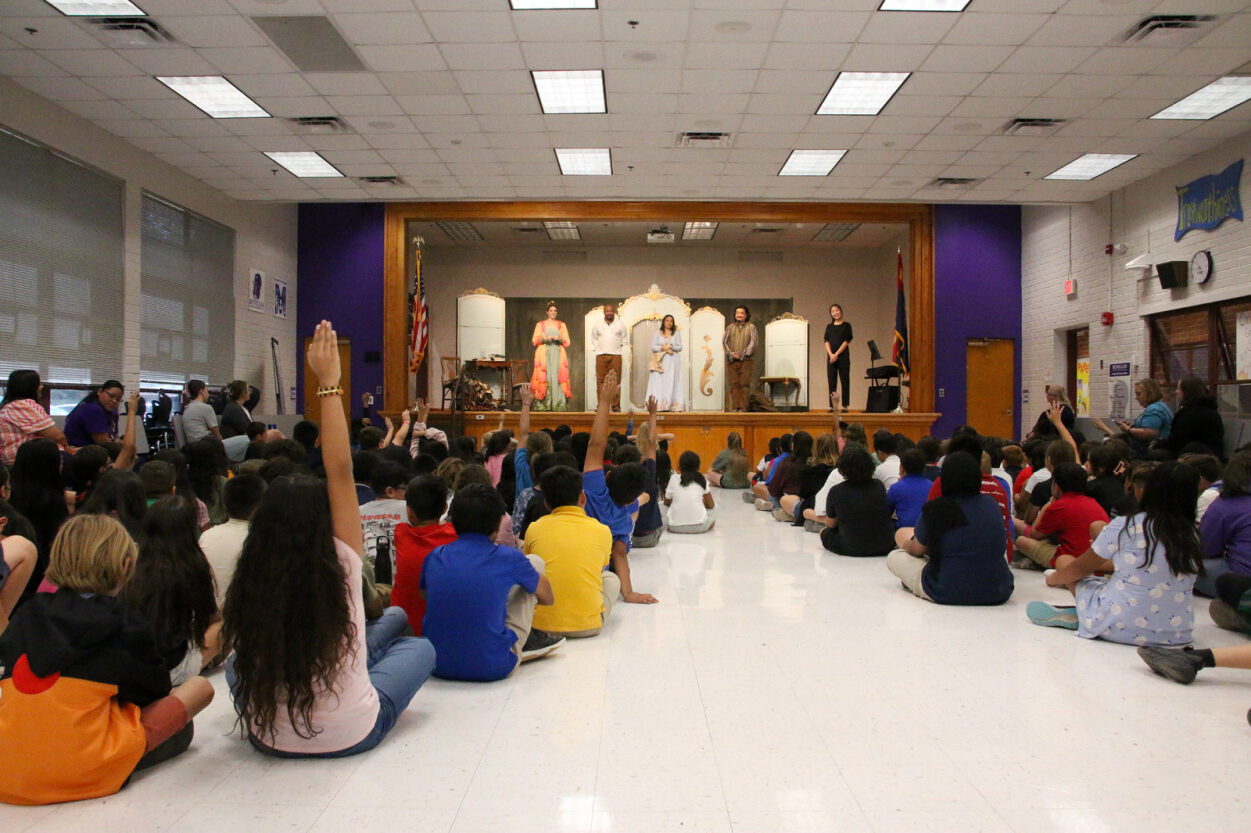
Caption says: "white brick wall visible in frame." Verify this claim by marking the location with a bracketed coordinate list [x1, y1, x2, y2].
[1021, 133, 1251, 437]
[0, 78, 298, 417]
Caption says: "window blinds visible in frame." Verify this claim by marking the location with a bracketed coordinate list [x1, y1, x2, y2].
[0, 126, 125, 402]
[140, 192, 236, 388]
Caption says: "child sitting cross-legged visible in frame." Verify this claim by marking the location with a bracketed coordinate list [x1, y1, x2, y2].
[1014, 462, 1108, 571]
[1028, 461, 1203, 646]
[664, 451, 716, 534]
[390, 475, 458, 635]
[421, 483, 564, 681]
[0, 514, 214, 804]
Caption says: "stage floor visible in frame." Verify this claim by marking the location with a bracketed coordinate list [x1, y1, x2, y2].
[431, 409, 940, 464]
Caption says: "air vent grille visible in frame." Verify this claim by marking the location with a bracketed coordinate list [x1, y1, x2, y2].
[931, 177, 980, 189]
[1122, 14, 1217, 43]
[812, 223, 859, 242]
[83, 17, 176, 46]
[1004, 118, 1066, 137]
[288, 116, 351, 134]
[676, 132, 733, 148]
[360, 175, 405, 186]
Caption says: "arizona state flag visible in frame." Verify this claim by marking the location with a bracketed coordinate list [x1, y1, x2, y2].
[893, 250, 909, 375]
[409, 244, 427, 373]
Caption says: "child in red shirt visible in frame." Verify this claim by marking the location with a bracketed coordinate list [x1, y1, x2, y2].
[1016, 462, 1109, 569]
[391, 475, 458, 635]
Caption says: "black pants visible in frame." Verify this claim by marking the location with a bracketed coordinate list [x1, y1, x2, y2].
[826, 357, 850, 408]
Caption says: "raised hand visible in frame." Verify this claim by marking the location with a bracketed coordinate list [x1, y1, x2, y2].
[400, 408, 411, 424]
[416, 397, 429, 423]
[519, 383, 533, 407]
[307, 321, 341, 387]
[600, 369, 619, 404]
[647, 395, 658, 417]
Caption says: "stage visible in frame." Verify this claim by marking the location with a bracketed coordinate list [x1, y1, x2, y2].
[430, 409, 940, 467]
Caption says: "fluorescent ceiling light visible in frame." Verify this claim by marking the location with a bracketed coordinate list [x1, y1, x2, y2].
[264, 151, 343, 178]
[543, 221, 581, 240]
[157, 76, 269, 119]
[533, 70, 606, 114]
[817, 72, 909, 116]
[1151, 76, 1251, 120]
[879, 0, 970, 10]
[682, 222, 718, 240]
[779, 150, 847, 176]
[1044, 153, 1136, 181]
[436, 221, 483, 241]
[45, 0, 145, 15]
[556, 147, 612, 176]
[511, 0, 596, 7]
[812, 223, 860, 242]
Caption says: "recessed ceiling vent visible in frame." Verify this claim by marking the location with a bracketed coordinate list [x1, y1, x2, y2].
[359, 175, 405, 186]
[512, 226, 544, 234]
[750, 227, 783, 234]
[1121, 14, 1217, 44]
[931, 177, 980, 189]
[676, 132, 733, 148]
[1004, 118, 1066, 137]
[84, 17, 176, 47]
[288, 116, 351, 134]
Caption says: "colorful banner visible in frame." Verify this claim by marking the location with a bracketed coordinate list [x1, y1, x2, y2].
[1075, 356, 1090, 416]
[1175, 159, 1243, 241]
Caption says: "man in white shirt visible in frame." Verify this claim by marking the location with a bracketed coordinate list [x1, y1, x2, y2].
[590, 303, 628, 411]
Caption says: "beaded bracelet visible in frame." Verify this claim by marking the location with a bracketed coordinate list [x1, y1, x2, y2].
[316, 386, 344, 398]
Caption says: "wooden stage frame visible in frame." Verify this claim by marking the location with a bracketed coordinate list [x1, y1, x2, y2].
[435, 409, 940, 469]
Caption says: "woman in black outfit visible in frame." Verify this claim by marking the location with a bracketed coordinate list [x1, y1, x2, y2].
[220, 379, 252, 440]
[823, 304, 852, 410]
[1163, 376, 1225, 458]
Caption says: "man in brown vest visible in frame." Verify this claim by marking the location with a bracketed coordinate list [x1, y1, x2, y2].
[722, 305, 758, 412]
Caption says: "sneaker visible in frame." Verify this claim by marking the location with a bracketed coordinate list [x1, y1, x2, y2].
[520, 628, 565, 663]
[1208, 599, 1249, 633]
[741, 491, 756, 504]
[803, 519, 824, 533]
[754, 498, 773, 511]
[1026, 600, 1078, 630]
[1136, 645, 1204, 684]
[771, 507, 792, 523]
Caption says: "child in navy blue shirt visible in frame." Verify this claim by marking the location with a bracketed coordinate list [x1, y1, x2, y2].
[421, 483, 562, 681]
[887, 448, 932, 529]
[582, 372, 657, 605]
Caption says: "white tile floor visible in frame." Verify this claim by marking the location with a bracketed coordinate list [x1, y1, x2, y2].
[5, 491, 1251, 833]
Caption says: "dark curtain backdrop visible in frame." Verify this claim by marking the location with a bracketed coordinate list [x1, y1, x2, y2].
[497, 297, 792, 410]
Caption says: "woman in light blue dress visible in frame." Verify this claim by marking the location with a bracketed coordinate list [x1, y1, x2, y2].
[645, 315, 684, 412]
[1031, 461, 1204, 646]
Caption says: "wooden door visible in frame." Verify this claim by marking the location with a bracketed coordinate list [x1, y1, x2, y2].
[303, 336, 352, 421]
[966, 339, 1014, 438]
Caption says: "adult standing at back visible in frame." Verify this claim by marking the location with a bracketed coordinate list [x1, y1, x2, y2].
[591, 303, 628, 412]
[722, 305, 758, 412]
[0, 370, 68, 467]
[64, 380, 124, 448]
[823, 304, 852, 410]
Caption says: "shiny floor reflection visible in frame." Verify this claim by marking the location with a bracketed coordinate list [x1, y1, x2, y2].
[4, 490, 1249, 833]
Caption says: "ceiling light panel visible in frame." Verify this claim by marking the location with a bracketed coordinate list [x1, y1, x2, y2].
[1151, 76, 1251, 120]
[264, 151, 344, 178]
[511, 0, 597, 7]
[436, 221, 483, 241]
[544, 221, 581, 240]
[817, 72, 910, 116]
[45, 0, 145, 15]
[812, 223, 860, 242]
[555, 147, 612, 175]
[1044, 153, 1136, 181]
[533, 70, 606, 114]
[157, 76, 270, 119]
[683, 222, 718, 240]
[878, 0, 970, 10]
[779, 150, 847, 176]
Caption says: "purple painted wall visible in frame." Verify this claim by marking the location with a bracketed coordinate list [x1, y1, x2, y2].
[297, 203, 386, 419]
[932, 204, 1022, 439]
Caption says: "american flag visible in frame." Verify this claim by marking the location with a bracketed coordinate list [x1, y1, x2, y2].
[409, 243, 427, 373]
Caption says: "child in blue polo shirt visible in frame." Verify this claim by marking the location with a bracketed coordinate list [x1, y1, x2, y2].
[421, 483, 563, 681]
[887, 448, 932, 529]
[582, 372, 657, 605]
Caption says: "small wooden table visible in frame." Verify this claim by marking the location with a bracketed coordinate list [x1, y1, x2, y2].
[758, 376, 802, 408]
[472, 359, 528, 406]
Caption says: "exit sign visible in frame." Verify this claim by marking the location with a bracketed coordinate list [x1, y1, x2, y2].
[1064, 278, 1077, 297]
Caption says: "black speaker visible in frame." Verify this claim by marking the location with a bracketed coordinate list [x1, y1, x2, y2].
[1157, 260, 1189, 289]
[866, 386, 899, 413]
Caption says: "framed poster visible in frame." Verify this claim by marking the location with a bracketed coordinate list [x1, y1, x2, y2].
[248, 270, 265, 312]
[273, 277, 288, 320]
[1075, 356, 1090, 416]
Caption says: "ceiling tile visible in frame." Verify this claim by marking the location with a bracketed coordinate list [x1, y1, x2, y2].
[413, 114, 482, 133]
[438, 42, 524, 71]
[1041, 74, 1132, 99]
[602, 10, 691, 43]
[421, 11, 518, 43]
[332, 12, 432, 45]
[0, 17, 104, 50]
[942, 13, 1050, 46]
[858, 11, 957, 44]
[912, 133, 983, 151]
[253, 96, 332, 118]
[121, 47, 219, 76]
[13, 74, 100, 101]
[755, 70, 838, 96]
[996, 46, 1096, 75]
[680, 70, 758, 95]
[46, 48, 141, 77]
[922, 45, 1013, 73]
[356, 44, 447, 73]
[949, 97, 1033, 118]
[746, 93, 823, 115]
[163, 15, 268, 48]
[233, 73, 319, 98]
[393, 94, 471, 115]
[1073, 46, 1170, 76]
[843, 43, 933, 72]
[512, 9, 601, 43]
[521, 41, 605, 70]
[465, 93, 541, 115]
[883, 95, 962, 117]
[196, 46, 292, 75]
[684, 41, 769, 70]
[762, 42, 851, 71]
[58, 98, 140, 121]
[773, 11, 871, 44]
[973, 72, 1060, 98]
[325, 95, 404, 116]
[0, 49, 65, 77]
[1027, 14, 1136, 47]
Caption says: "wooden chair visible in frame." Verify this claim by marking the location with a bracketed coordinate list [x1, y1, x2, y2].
[507, 359, 529, 406]
[440, 356, 461, 409]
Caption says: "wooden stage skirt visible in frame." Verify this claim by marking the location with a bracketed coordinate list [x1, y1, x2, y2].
[430, 410, 940, 468]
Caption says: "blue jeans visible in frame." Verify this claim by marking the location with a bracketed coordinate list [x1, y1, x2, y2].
[1195, 558, 1230, 598]
[228, 607, 436, 758]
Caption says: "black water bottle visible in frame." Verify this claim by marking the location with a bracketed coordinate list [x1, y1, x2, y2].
[374, 536, 393, 584]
